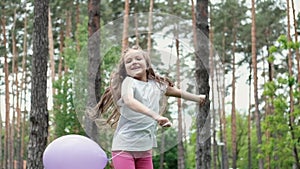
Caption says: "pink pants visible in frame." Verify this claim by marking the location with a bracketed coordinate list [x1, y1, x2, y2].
[111, 150, 153, 169]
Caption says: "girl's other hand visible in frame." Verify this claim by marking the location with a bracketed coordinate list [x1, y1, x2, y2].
[155, 116, 171, 127]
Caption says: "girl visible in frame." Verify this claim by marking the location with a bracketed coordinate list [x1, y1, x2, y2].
[93, 45, 206, 169]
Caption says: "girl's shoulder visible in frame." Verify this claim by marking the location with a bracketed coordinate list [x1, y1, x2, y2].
[124, 76, 148, 85]
[123, 76, 134, 82]
[122, 76, 146, 89]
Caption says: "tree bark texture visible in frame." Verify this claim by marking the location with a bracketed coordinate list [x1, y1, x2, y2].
[87, 0, 101, 142]
[122, 0, 129, 52]
[176, 39, 185, 169]
[2, 10, 11, 169]
[195, 0, 211, 169]
[27, 0, 49, 168]
[231, 20, 237, 169]
[286, 0, 300, 167]
[251, 0, 264, 168]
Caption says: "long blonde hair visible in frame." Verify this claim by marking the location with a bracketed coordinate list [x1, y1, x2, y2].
[91, 45, 174, 127]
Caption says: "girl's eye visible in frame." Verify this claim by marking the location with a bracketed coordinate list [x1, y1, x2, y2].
[136, 56, 142, 60]
[125, 58, 132, 63]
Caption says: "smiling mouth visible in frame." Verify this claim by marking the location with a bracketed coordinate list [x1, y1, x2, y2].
[131, 66, 141, 70]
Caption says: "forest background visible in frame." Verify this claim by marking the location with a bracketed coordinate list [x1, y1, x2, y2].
[1, 0, 300, 169]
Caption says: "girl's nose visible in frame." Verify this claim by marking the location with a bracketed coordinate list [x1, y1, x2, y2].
[132, 59, 138, 65]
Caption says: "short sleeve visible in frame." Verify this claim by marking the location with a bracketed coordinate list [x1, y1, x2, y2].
[158, 82, 168, 95]
[121, 77, 135, 98]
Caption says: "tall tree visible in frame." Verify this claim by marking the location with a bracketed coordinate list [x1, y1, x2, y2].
[209, 15, 217, 168]
[2, 10, 11, 168]
[286, 0, 300, 167]
[247, 60, 252, 169]
[291, 0, 300, 86]
[86, 0, 101, 142]
[11, 9, 17, 168]
[251, 0, 263, 168]
[176, 38, 185, 169]
[122, 0, 129, 51]
[252, 1, 286, 166]
[49, 7, 55, 99]
[147, 0, 153, 53]
[195, 0, 211, 168]
[134, 0, 139, 45]
[20, 8, 29, 168]
[12, 7, 23, 168]
[27, 0, 49, 168]
[220, 15, 229, 169]
[231, 10, 237, 169]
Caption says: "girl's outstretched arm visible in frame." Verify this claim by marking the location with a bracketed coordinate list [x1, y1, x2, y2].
[122, 94, 171, 126]
[120, 77, 171, 126]
[165, 86, 206, 104]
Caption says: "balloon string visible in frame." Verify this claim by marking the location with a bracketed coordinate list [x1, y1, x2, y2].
[108, 150, 124, 161]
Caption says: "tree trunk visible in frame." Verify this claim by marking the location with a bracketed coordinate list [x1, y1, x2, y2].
[87, 0, 101, 142]
[247, 61, 252, 169]
[191, 0, 196, 48]
[221, 26, 229, 169]
[159, 128, 166, 169]
[215, 53, 224, 169]
[76, 0, 81, 53]
[176, 39, 185, 169]
[66, 10, 72, 39]
[209, 9, 217, 169]
[11, 8, 17, 169]
[291, 0, 300, 87]
[134, 0, 139, 45]
[20, 11, 28, 169]
[122, 0, 129, 51]
[27, 0, 49, 168]
[286, 0, 300, 167]
[251, 0, 264, 168]
[231, 19, 237, 169]
[2, 11, 11, 169]
[147, 0, 153, 53]
[49, 7, 56, 98]
[264, 43, 272, 169]
[195, 0, 211, 169]
[58, 25, 64, 78]
[12, 8, 23, 168]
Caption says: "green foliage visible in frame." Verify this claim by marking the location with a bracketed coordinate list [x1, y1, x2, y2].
[269, 45, 278, 54]
[296, 42, 300, 49]
[277, 35, 288, 48]
[63, 38, 78, 69]
[223, 112, 259, 168]
[52, 14, 89, 138]
[262, 35, 300, 168]
[53, 74, 85, 138]
[101, 45, 121, 89]
[263, 81, 276, 97]
[76, 16, 89, 47]
[186, 117, 197, 169]
[153, 127, 178, 169]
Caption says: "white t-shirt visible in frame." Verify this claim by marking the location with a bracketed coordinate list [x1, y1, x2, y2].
[112, 76, 167, 151]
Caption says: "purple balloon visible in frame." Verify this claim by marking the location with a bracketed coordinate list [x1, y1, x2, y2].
[43, 135, 108, 169]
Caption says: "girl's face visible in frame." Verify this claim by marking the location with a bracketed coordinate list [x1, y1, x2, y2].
[124, 51, 148, 82]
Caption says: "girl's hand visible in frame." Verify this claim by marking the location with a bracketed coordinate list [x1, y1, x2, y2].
[199, 95, 206, 106]
[162, 121, 172, 127]
[155, 116, 172, 127]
